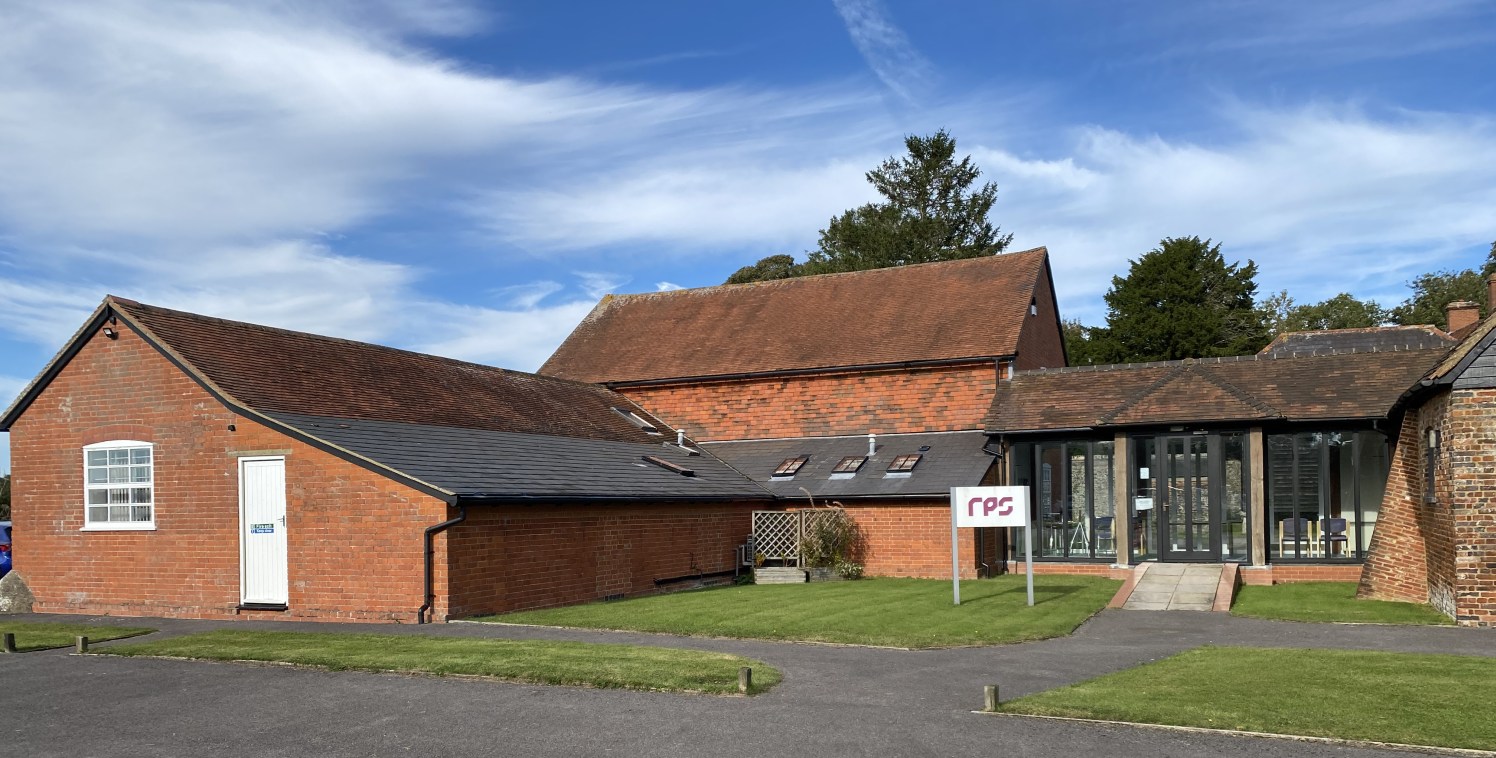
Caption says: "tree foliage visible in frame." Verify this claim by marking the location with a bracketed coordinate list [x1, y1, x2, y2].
[725, 254, 802, 285]
[1062, 319, 1112, 366]
[1390, 244, 1496, 330]
[723, 130, 1011, 283]
[1093, 236, 1267, 362]
[1263, 291, 1389, 337]
[0, 474, 9, 520]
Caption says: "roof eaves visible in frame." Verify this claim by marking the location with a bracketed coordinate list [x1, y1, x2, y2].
[605, 355, 1015, 389]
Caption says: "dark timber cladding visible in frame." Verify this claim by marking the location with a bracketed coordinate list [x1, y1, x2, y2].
[987, 348, 1450, 432]
[538, 247, 1054, 384]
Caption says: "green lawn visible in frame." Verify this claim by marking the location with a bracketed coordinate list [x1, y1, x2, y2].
[1231, 582, 1453, 625]
[1000, 646, 1496, 750]
[0, 621, 155, 652]
[478, 576, 1121, 648]
[101, 630, 780, 695]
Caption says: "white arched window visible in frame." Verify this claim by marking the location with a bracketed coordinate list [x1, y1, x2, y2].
[82, 440, 155, 530]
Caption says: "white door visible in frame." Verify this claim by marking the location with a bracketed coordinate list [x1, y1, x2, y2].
[240, 457, 288, 606]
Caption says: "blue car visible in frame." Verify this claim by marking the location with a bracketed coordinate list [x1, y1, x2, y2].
[0, 521, 11, 578]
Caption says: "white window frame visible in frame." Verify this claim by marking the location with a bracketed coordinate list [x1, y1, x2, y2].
[82, 440, 157, 531]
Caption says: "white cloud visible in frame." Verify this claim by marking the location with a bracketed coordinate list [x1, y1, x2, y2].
[831, 0, 936, 104]
[407, 299, 598, 372]
[655, 282, 684, 292]
[983, 104, 1496, 323]
[492, 281, 564, 310]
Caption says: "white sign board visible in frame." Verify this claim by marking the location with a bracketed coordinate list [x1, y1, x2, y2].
[950, 486, 1031, 528]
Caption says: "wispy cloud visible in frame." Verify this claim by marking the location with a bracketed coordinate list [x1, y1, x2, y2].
[830, 0, 936, 104]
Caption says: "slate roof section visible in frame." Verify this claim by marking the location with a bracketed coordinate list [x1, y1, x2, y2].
[111, 298, 660, 443]
[700, 431, 994, 499]
[539, 248, 1053, 384]
[1259, 325, 1454, 357]
[268, 413, 772, 500]
[987, 348, 1449, 433]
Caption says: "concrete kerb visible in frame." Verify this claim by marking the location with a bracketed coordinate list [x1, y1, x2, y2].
[977, 712, 1496, 758]
[1106, 563, 1148, 608]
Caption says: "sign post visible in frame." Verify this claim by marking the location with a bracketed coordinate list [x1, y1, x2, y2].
[950, 486, 1033, 606]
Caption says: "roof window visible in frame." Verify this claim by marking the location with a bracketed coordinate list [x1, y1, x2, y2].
[612, 407, 662, 435]
[642, 455, 695, 477]
[772, 456, 810, 478]
[886, 454, 922, 473]
[832, 456, 866, 474]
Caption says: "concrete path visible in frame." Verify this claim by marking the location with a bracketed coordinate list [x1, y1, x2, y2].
[2, 608, 1492, 757]
[1123, 563, 1223, 610]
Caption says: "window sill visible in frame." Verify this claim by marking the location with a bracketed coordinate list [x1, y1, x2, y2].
[81, 523, 157, 532]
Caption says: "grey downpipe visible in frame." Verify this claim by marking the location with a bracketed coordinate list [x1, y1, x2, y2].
[418, 504, 467, 624]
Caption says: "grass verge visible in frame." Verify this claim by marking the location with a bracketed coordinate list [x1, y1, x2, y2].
[101, 630, 780, 695]
[1230, 582, 1453, 625]
[0, 621, 155, 652]
[478, 576, 1121, 648]
[1000, 646, 1496, 750]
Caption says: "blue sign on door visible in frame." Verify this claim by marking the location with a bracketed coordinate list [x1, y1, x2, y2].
[251, 523, 275, 534]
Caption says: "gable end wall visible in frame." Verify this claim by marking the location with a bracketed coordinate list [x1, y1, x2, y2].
[7, 324, 451, 622]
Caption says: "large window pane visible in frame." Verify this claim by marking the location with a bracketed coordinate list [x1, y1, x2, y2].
[1267, 430, 1386, 560]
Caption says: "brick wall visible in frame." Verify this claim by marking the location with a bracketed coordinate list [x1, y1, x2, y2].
[1015, 264, 1068, 371]
[1004, 562, 1133, 579]
[444, 502, 757, 617]
[617, 362, 1001, 442]
[1359, 388, 1496, 626]
[803, 500, 996, 579]
[1446, 389, 1496, 625]
[7, 323, 450, 623]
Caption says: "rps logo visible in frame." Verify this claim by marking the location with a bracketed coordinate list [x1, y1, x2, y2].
[967, 496, 1014, 518]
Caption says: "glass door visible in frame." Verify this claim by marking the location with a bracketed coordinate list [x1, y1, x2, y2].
[1159, 435, 1221, 561]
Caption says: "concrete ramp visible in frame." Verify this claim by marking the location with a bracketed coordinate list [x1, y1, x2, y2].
[1122, 564, 1224, 611]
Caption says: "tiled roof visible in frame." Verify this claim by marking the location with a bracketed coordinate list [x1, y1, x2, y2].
[270, 413, 772, 500]
[1259, 325, 1453, 357]
[700, 431, 993, 499]
[539, 248, 1052, 383]
[112, 298, 661, 444]
[987, 348, 1449, 432]
[1425, 309, 1496, 383]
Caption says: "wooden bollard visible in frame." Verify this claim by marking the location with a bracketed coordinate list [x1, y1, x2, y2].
[76, 636, 90, 654]
[984, 684, 1000, 712]
[738, 666, 752, 694]
[1, 632, 15, 654]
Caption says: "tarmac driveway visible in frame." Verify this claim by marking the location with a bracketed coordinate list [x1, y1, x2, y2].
[2, 609, 1490, 758]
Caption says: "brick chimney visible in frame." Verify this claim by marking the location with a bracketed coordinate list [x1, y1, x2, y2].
[1446, 300, 1480, 334]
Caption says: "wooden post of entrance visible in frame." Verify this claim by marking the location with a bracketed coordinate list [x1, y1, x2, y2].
[1113, 431, 1131, 564]
[1249, 427, 1267, 566]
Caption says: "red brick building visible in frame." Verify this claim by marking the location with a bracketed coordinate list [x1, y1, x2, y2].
[0, 298, 769, 622]
[1360, 308, 1496, 625]
[541, 248, 1067, 578]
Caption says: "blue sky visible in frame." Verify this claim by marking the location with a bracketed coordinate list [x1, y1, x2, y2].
[2, 0, 1496, 474]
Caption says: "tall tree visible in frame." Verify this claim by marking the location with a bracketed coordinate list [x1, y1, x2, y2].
[1391, 244, 1496, 329]
[804, 129, 1012, 274]
[1095, 236, 1268, 362]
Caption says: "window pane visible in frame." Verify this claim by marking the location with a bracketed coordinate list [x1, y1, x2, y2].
[108, 487, 129, 504]
[108, 467, 129, 483]
[131, 466, 151, 483]
[1355, 432, 1388, 557]
[87, 489, 109, 505]
[88, 506, 109, 523]
[131, 448, 151, 464]
[1039, 444, 1066, 557]
[87, 450, 108, 466]
[1092, 441, 1116, 557]
[1222, 433, 1247, 560]
[109, 505, 130, 522]
[131, 505, 152, 522]
[87, 468, 108, 484]
[108, 449, 129, 465]
[130, 487, 152, 504]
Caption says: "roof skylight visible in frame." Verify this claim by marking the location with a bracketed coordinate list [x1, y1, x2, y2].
[642, 455, 695, 477]
[886, 454, 922, 473]
[612, 406, 661, 435]
[832, 456, 866, 474]
[772, 456, 810, 477]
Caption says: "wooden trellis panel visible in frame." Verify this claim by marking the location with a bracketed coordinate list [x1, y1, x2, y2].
[752, 511, 801, 563]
